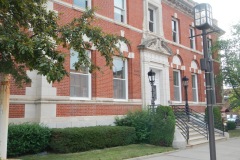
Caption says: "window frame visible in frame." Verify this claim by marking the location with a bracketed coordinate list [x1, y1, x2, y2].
[114, 0, 127, 23]
[148, 7, 156, 33]
[73, 0, 91, 9]
[173, 70, 182, 102]
[172, 18, 179, 43]
[113, 57, 128, 101]
[192, 74, 199, 102]
[70, 49, 91, 100]
[190, 27, 196, 49]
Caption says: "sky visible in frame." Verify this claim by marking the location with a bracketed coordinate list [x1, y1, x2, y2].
[193, 0, 240, 39]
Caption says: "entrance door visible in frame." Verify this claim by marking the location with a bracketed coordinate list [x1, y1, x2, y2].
[152, 69, 160, 105]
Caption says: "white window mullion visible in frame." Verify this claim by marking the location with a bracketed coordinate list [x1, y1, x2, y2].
[190, 27, 196, 49]
[113, 57, 128, 100]
[148, 8, 155, 32]
[172, 18, 179, 43]
[192, 74, 198, 102]
[70, 49, 91, 100]
[73, 0, 91, 9]
[173, 70, 182, 102]
[114, 0, 126, 23]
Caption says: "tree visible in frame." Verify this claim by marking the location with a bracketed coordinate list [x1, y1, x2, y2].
[215, 22, 240, 110]
[0, 0, 127, 158]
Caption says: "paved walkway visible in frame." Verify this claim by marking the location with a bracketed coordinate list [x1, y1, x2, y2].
[129, 138, 240, 160]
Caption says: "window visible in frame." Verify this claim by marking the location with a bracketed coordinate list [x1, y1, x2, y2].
[207, 38, 212, 58]
[173, 70, 181, 101]
[192, 74, 198, 102]
[148, 8, 155, 32]
[114, 0, 126, 23]
[172, 18, 179, 43]
[190, 27, 196, 49]
[73, 0, 90, 9]
[113, 57, 128, 100]
[70, 49, 91, 99]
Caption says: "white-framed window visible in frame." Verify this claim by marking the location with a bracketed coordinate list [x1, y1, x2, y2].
[113, 57, 128, 100]
[172, 18, 179, 43]
[73, 0, 91, 9]
[207, 38, 212, 58]
[190, 27, 196, 49]
[148, 7, 155, 32]
[114, 0, 126, 23]
[192, 74, 198, 102]
[70, 49, 91, 99]
[173, 70, 182, 102]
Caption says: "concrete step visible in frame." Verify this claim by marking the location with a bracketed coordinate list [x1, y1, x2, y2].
[187, 133, 227, 148]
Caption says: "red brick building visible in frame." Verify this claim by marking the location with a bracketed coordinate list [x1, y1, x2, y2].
[8, 0, 224, 127]
[161, 0, 223, 112]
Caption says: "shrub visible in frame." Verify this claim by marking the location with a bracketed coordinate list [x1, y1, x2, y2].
[227, 121, 236, 130]
[49, 126, 136, 153]
[205, 106, 223, 130]
[115, 110, 151, 143]
[7, 123, 51, 157]
[149, 106, 175, 147]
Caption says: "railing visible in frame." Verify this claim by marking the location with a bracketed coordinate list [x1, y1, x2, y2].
[172, 106, 208, 139]
[172, 105, 225, 141]
[189, 107, 225, 136]
[172, 106, 189, 143]
[188, 108, 208, 139]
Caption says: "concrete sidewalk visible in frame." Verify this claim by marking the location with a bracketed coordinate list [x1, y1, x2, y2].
[129, 138, 240, 160]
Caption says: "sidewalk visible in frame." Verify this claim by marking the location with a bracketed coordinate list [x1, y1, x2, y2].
[128, 138, 240, 160]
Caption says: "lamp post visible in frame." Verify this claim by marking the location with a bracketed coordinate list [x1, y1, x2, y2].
[194, 3, 216, 160]
[148, 69, 156, 113]
[182, 76, 189, 121]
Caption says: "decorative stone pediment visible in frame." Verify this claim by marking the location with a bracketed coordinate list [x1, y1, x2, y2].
[138, 38, 172, 56]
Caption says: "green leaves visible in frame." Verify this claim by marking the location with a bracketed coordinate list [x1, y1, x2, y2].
[214, 22, 240, 102]
[0, 1, 128, 85]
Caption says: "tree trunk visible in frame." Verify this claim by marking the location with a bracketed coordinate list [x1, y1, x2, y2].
[0, 74, 10, 159]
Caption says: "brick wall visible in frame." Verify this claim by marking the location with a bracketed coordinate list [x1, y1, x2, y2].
[162, 1, 223, 108]
[52, 1, 142, 100]
[9, 104, 25, 118]
[57, 104, 141, 117]
[162, 2, 206, 105]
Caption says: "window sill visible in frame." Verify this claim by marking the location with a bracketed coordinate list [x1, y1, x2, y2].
[70, 97, 91, 101]
[113, 99, 128, 102]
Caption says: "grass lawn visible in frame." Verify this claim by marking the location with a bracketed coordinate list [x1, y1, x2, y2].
[17, 144, 174, 160]
[228, 128, 240, 138]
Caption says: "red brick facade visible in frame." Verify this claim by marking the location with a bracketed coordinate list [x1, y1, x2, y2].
[8, 0, 223, 125]
[162, 0, 222, 112]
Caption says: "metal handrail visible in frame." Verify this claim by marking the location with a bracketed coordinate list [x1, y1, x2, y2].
[173, 106, 208, 139]
[189, 107, 224, 136]
[172, 106, 189, 143]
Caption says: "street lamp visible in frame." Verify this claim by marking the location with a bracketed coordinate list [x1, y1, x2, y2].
[148, 69, 155, 112]
[194, 3, 216, 160]
[182, 76, 189, 121]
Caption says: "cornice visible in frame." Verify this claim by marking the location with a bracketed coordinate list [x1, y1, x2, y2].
[162, 0, 195, 17]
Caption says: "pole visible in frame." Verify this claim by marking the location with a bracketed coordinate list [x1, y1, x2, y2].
[202, 29, 216, 160]
[184, 85, 189, 121]
[151, 82, 155, 113]
[0, 74, 10, 159]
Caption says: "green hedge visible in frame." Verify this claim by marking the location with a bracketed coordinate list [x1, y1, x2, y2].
[227, 121, 236, 130]
[205, 106, 223, 131]
[115, 110, 151, 143]
[49, 126, 136, 153]
[149, 106, 175, 147]
[7, 123, 51, 157]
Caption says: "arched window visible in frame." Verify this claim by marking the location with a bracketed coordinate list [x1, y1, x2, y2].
[172, 55, 182, 102]
[191, 60, 199, 102]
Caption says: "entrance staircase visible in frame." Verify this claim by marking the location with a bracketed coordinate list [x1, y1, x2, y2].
[172, 106, 227, 147]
